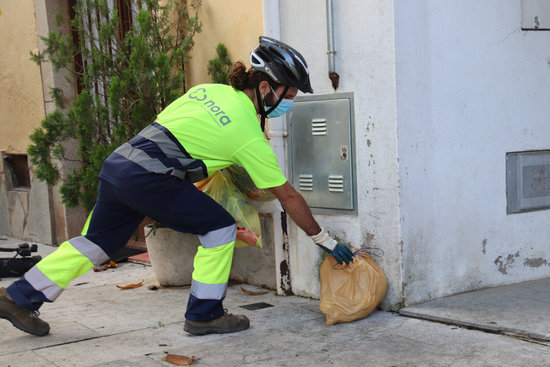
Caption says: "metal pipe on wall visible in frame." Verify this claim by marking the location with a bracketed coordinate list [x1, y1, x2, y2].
[262, 0, 281, 39]
[326, 0, 339, 90]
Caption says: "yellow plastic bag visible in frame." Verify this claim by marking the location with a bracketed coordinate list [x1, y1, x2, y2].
[224, 165, 276, 202]
[199, 171, 262, 248]
[320, 250, 387, 325]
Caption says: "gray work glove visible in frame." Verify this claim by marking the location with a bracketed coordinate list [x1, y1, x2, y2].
[311, 228, 354, 265]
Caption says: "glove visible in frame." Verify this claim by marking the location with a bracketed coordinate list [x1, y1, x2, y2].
[311, 228, 354, 265]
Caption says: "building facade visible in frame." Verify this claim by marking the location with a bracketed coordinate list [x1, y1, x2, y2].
[1, 0, 549, 309]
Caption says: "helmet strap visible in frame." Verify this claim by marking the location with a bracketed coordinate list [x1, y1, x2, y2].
[254, 72, 289, 132]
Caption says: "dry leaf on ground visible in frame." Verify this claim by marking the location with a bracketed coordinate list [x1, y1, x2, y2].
[93, 260, 117, 272]
[116, 280, 144, 289]
[240, 286, 269, 295]
[162, 353, 196, 365]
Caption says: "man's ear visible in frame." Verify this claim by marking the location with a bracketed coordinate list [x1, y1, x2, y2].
[258, 80, 271, 97]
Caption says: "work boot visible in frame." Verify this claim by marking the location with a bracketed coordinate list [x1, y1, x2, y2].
[184, 310, 249, 335]
[0, 288, 50, 336]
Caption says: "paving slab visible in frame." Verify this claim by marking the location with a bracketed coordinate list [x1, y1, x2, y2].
[1, 239, 550, 366]
[400, 277, 550, 341]
[17, 305, 550, 367]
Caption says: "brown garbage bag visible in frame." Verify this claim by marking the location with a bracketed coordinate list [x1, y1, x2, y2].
[320, 250, 387, 326]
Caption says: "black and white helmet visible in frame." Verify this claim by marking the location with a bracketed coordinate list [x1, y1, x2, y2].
[251, 36, 313, 94]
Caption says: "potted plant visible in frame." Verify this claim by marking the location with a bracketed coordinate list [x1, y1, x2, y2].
[145, 224, 198, 286]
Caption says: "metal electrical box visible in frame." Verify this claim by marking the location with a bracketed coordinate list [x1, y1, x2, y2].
[521, 0, 550, 30]
[287, 93, 356, 214]
[506, 150, 550, 214]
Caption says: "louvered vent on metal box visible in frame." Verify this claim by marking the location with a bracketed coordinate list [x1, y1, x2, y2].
[298, 174, 314, 191]
[328, 175, 344, 193]
[311, 119, 327, 136]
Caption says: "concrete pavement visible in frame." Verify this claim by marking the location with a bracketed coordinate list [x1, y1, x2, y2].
[400, 277, 550, 342]
[1, 239, 549, 366]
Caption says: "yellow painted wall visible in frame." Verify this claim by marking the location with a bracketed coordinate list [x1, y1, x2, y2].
[186, 0, 264, 88]
[0, 0, 45, 154]
[0, 0, 263, 152]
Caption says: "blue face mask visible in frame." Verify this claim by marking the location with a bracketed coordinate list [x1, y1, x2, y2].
[265, 86, 294, 118]
[267, 99, 294, 118]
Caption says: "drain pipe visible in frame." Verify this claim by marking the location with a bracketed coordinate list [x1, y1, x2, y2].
[262, 0, 292, 295]
[326, 0, 339, 90]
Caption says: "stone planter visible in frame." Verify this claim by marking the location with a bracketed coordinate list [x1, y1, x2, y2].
[145, 226, 199, 287]
[145, 217, 277, 290]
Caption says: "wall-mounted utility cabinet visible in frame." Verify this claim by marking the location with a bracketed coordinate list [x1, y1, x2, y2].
[521, 0, 550, 30]
[506, 150, 550, 213]
[287, 93, 357, 215]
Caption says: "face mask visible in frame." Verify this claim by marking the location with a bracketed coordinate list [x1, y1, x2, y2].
[267, 99, 294, 118]
[265, 86, 294, 118]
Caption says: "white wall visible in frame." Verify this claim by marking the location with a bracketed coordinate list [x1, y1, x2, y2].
[396, 1, 550, 305]
[279, 0, 550, 309]
[279, 0, 403, 308]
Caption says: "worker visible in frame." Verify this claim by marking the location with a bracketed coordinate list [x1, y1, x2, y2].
[0, 36, 354, 337]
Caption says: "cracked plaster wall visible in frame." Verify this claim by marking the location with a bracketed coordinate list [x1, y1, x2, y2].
[280, 0, 550, 309]
[396, 1, 550, 305]
[0, 0, 87, 244]
[0, 159, 53, 243]
[0, 0, 53, 243]
[281, 0, 403, 309]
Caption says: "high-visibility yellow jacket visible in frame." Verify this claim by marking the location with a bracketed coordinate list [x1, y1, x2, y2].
[99, 83, 287, 190]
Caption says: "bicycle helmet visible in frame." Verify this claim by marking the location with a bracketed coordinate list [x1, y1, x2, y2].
[251, 36, 313, 94]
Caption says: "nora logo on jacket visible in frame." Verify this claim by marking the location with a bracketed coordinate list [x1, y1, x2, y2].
[188, 88, 232, 127]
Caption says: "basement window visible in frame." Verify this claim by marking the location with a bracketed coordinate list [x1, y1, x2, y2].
[3, 153, 31, 191]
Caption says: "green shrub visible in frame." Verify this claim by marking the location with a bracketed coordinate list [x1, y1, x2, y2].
[28, 0, 202, 211]
[207, 43, 232, 84]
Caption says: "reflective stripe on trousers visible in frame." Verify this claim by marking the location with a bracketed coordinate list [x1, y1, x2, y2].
[190, 224, 237, 300]
[7, 236, 109, 309]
